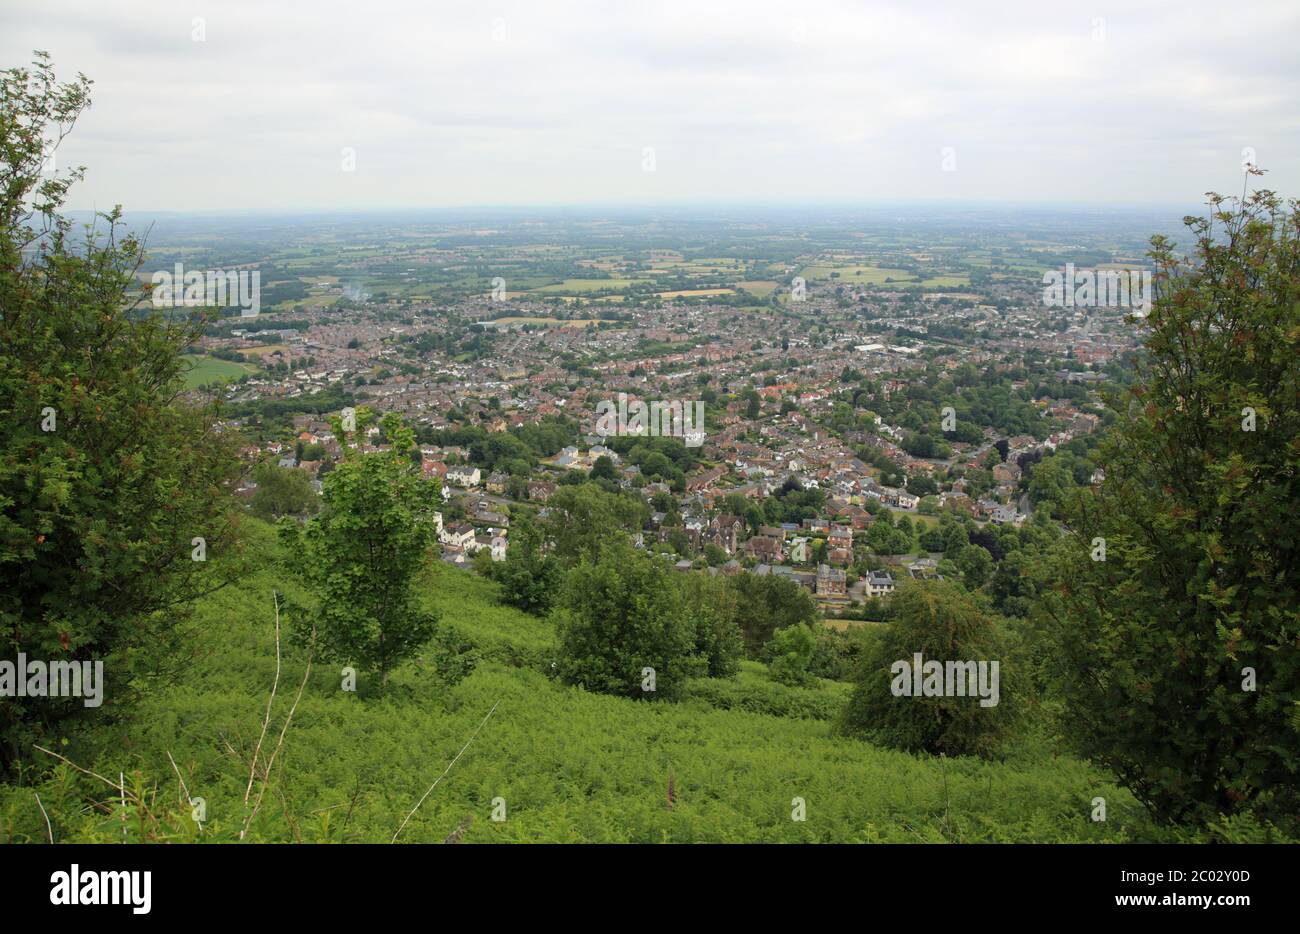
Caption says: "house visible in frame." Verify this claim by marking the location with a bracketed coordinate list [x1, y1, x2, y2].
[815, 564, 847, 597]
[865, 570, 896, 597]
[527, 480, 557, 502]
[439, 522, 475, 550]
[485, 472, 509, 494]
[421, 460, 448, 482]
[744, 535, 783, 563]
[705, 515, 743, 554]
[787, 536, 809, 564]
[992, 462, 1022, 485]
[988, 503, 1018, 524]
[446, 466, 481, 487]
[687, 467, 726, 493]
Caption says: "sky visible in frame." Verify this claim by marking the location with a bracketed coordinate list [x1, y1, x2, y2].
[3, 0, 1297, 212]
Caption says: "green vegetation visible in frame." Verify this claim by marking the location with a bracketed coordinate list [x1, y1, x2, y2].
[2, 522, 1209, 843]
[249, 463, 319, 521]
[279, 409, 447, 690]
[180, 353, 257, 389]
[841, 581, 1018, 758]
[0, 55, 244, 773]
[1037, 183, 1300, 833]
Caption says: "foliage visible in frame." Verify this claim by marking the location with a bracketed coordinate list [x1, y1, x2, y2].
[0, 54, 244, 772]
[249, 463, 319, 520]
[552, 543, 704, 700]
[487, 515, 558, 615]
[279, 410, 444, 688]
[1037, 183, 1300, 831]
[726, 572, 819, 655]
[542, 483, 648, 564]
[841, 580, 1017, 758]
[681, 573, 744, 678]
[767, 623, 817, 687]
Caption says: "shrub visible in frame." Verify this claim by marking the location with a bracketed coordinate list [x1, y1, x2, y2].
[840, 580, 1016, 757]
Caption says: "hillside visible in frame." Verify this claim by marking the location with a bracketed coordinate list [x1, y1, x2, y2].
[3, 520, 1183, 844]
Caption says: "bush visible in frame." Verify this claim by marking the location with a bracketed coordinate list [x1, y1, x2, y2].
[840, 580, 1017, 757]
[767, 623, 817, 687]
[552, 543, 703, 700]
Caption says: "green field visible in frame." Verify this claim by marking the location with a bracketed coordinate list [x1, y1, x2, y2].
[801, 265, 917, 284]
[0, 520, 1201, 844]
[180, 354, 258, 388]
[915, 275, 971, 288]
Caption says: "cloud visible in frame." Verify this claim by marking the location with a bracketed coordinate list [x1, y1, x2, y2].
[2, 0, 1296, 210]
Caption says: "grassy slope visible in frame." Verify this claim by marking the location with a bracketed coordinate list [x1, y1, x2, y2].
[4, 521, 1169, 843]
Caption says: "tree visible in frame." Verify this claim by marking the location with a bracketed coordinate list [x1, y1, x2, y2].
[542, 483, 647, 564]
[589, 454, 617, 481]
[768, 623, 817, 687]
[1038, 182, 1300, 830]
[728, 572, 818, 655]
[250, 463, 319, 520]
[490, 514, 558, 615]
[682, 573, 744, 678]
[955, 544, 993, 590]
[841, 580, 1016, 757]
[552, 542, 702, 700]
[279, 410, 442, 690]
[0, 55, 244, 770]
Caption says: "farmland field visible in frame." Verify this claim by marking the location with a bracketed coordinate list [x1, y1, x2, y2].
[180, 353, 258, 388]
[801, 264, 917, 283]
[529, 278, 637, 293]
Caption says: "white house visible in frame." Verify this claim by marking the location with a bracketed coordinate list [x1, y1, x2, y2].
[865, 570, 896, 598]
[788, 536, 810, 564]
[439, 522, 475, 549]
[446, 466, 481, 487]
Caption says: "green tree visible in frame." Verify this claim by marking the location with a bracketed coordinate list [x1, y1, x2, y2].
[0, 55, 244, 770]
[279, 410, 441, 689]
[841, 580, 1016, 757]
[250, 463, 319, 520]
[1037, 183, 1300, 830]
[552, 542, 701, 699]
[682, 573, 744, 678]
[542, 483, 647, 564]
[728, 572, 818, 655]
[490, 515, 557, 615]
[768, 622, 817, 687]
[589, 454, 617, 481]
[955, 544, 993, 590]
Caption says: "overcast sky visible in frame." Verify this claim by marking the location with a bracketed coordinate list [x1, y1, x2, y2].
[4, 0, 1296, 212]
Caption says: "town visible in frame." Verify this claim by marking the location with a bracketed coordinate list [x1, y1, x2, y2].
[166, 210, 1141, 621]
